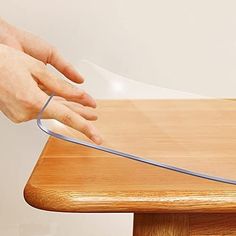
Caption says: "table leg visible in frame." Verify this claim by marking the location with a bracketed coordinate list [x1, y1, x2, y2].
[133, 213, 189, 236]
[133, 213, 236, 236]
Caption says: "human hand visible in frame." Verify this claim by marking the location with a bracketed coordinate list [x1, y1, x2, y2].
[0, 21, 102, 144]
[0, 18, 82, 81]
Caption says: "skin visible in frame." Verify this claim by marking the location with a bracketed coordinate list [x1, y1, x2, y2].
[0, 18, 102, 144]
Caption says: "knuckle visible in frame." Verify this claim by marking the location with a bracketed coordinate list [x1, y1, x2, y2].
[12, 112, 31, 123]
[48, 46, 59, 63]
[76, 89, 85, 98]
[61, 113, 73, 125]
[81, 122, 90, 135]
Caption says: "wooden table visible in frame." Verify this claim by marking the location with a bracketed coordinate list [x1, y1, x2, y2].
[24, 100, 236, 235]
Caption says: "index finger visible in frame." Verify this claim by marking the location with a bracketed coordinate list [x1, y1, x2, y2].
[47, 47, 84, 84]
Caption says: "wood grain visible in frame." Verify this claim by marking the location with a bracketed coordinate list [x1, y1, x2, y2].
[24, 100, 236, 212]
[133, 213, 189, 236]
[133, 213, 236, 236]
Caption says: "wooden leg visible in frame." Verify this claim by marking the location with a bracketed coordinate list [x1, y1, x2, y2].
[133, 213, 189, 236]
[133, 213, 236, 236]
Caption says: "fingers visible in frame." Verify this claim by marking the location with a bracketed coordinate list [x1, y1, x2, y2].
[54, 97, 98, 121]
[42, 95, 102, 145]
[47, 47, 84, 84]
[63, 102, 98, 121]
[15, 29, 84, 84]
[34, 69, 96, 108]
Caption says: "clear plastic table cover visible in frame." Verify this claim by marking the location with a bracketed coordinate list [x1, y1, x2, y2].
[38, 61, 236, 185]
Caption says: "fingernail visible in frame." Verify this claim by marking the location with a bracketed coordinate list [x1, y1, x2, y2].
[86, 93, 97, 108]
[91, 135, 103, 145]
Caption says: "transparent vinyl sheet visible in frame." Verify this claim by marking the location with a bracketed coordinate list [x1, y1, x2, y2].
[38, 62, 236, 185]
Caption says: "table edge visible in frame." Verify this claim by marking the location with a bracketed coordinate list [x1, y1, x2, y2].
[24, 182, 236, 213]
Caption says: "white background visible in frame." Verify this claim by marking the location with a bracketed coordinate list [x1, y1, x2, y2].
[0, 0, 236, 235]
[1, 0, 236, 97]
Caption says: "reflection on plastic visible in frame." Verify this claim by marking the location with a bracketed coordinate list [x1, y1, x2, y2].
[37, 61, 236, 186]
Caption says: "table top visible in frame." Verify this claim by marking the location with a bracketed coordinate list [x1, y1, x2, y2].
[24, 99, 236, 213]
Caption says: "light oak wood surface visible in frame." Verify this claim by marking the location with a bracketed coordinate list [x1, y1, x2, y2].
[24, 100, 236, 213]
[133, 213, 236, 236]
